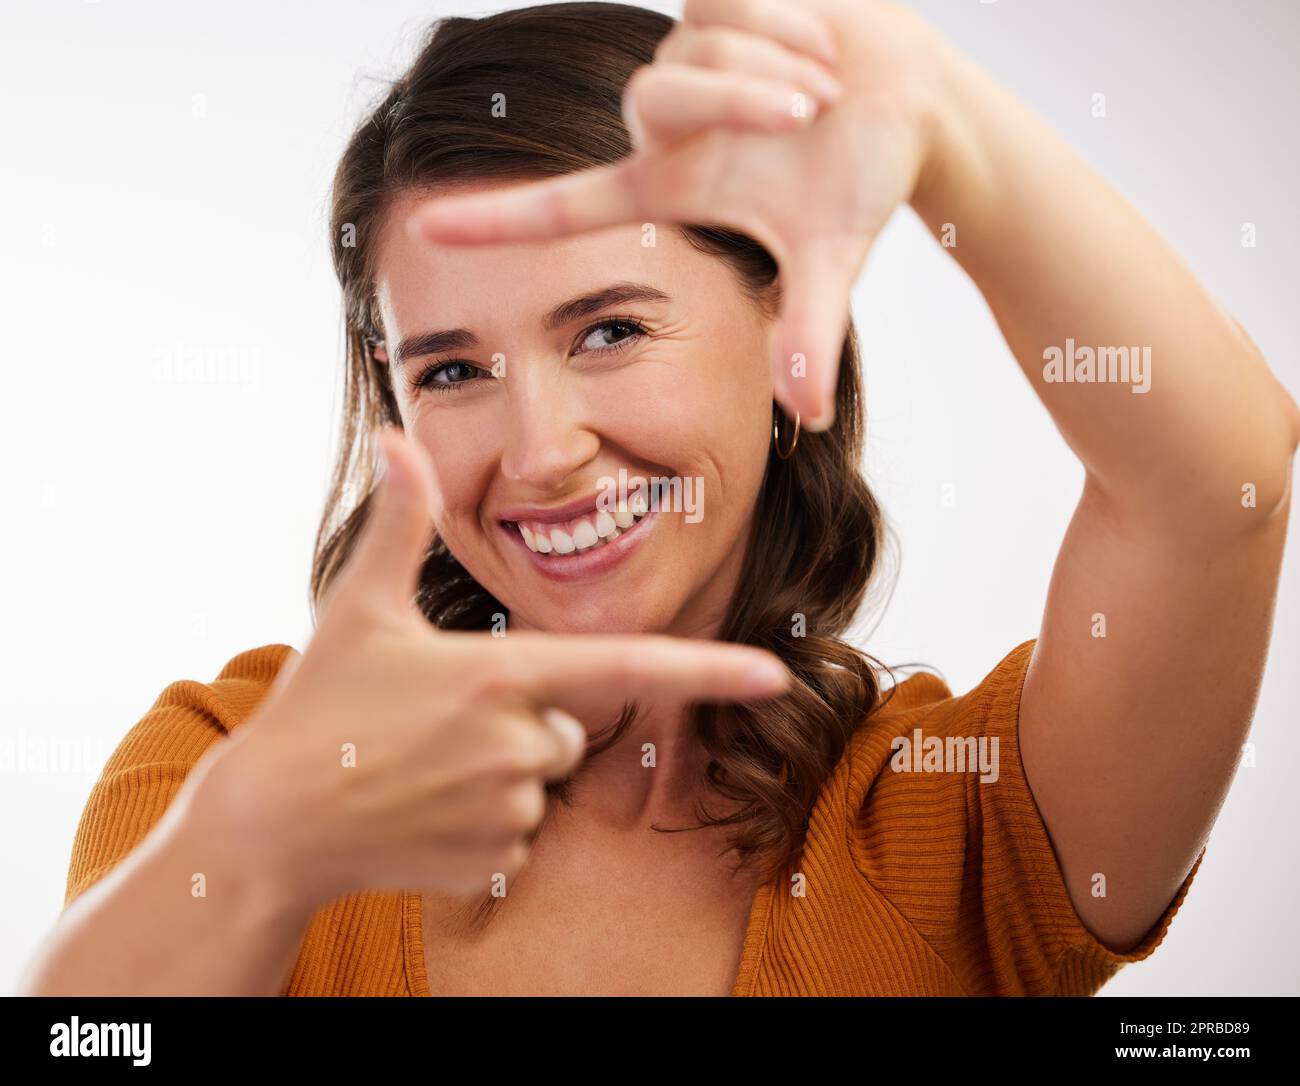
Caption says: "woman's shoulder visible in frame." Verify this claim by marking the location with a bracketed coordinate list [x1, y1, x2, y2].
[214, 641, 300, 680]
[838, 638, 1037, 788]
[133, 642, 301, 742]
[826, 637, 1040, 884]
[197, 642, 300, 731]
[64, 642, 301, 908]
[865, 638, 1036, 729]
[85, 642, 300, 807]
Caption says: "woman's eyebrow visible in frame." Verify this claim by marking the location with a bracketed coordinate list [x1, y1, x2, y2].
[542, 281, 671, 331]
[391, 281, 671, 367]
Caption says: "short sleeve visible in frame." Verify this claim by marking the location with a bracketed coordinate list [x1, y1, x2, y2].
[63, 644, 297, 909]
[963, 639, 1205, 995]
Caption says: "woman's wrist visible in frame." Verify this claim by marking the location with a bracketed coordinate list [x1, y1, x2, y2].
[183, 737, 327, 919]
[895, 16, 995, 233]
[830, 1, 970, 224]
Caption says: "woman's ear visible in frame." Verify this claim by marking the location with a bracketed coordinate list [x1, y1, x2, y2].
[372, 342, 389, 364]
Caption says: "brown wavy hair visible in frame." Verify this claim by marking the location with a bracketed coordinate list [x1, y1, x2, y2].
[313, 1, 895, 898]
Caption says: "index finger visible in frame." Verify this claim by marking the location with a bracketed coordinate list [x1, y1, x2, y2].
[506, 633, 791, 708]
[409, 161, 644, 246]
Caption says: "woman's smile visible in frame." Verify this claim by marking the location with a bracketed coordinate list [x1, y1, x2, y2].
[498, 497, 658, 583]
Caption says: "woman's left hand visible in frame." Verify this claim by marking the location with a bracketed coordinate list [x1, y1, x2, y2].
[409, 0, 941, 430]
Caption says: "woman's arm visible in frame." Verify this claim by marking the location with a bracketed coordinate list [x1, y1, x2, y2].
[18, 757, 314, 996]
[907, 19, 1300, 951]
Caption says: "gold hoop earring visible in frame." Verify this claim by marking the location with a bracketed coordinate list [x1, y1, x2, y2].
[773, 408, 800, 459]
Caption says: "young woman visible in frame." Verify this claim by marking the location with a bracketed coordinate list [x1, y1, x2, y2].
[24, 0, 1297, 997]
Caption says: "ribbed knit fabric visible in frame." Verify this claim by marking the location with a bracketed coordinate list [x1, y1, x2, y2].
[63, 637, 1202, 996]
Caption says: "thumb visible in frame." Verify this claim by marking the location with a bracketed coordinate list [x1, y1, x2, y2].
[330, 426, 439, 618]
[770, 238, 864, 432]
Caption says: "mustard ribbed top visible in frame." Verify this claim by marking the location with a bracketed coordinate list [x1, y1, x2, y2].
[63, 638, 1202, 995]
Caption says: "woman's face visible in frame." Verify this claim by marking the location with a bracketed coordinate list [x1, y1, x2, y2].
[371, 185, 775, 637]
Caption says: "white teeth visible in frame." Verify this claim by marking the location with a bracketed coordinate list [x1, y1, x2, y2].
[572, 519, 599, 550]
[514, 505, 649, 559]
[550, 527, 576, 554]
[629, 492, 649, 516]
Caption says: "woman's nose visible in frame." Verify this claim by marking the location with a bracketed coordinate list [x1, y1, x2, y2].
[498, 371, 599, 490]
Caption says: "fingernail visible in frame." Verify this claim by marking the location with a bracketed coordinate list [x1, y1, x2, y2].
[542, 708, 588, 748]
[804, 406, 835, 433]
[746, 658, 791, 694]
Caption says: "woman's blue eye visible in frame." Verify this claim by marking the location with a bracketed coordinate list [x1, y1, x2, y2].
[412, 318, 646, 394]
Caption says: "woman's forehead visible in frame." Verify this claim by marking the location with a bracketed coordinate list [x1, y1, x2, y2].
[373, 209, 722, 333]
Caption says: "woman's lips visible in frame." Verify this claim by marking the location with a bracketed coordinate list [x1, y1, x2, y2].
[500, 508, 656, 582]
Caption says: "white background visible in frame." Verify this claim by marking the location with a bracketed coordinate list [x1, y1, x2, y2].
[2, 0, 1296, 995]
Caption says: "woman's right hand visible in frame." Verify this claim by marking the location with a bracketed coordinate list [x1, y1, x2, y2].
[410, 0, 941, 431]
[194, 426, 790, 906]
